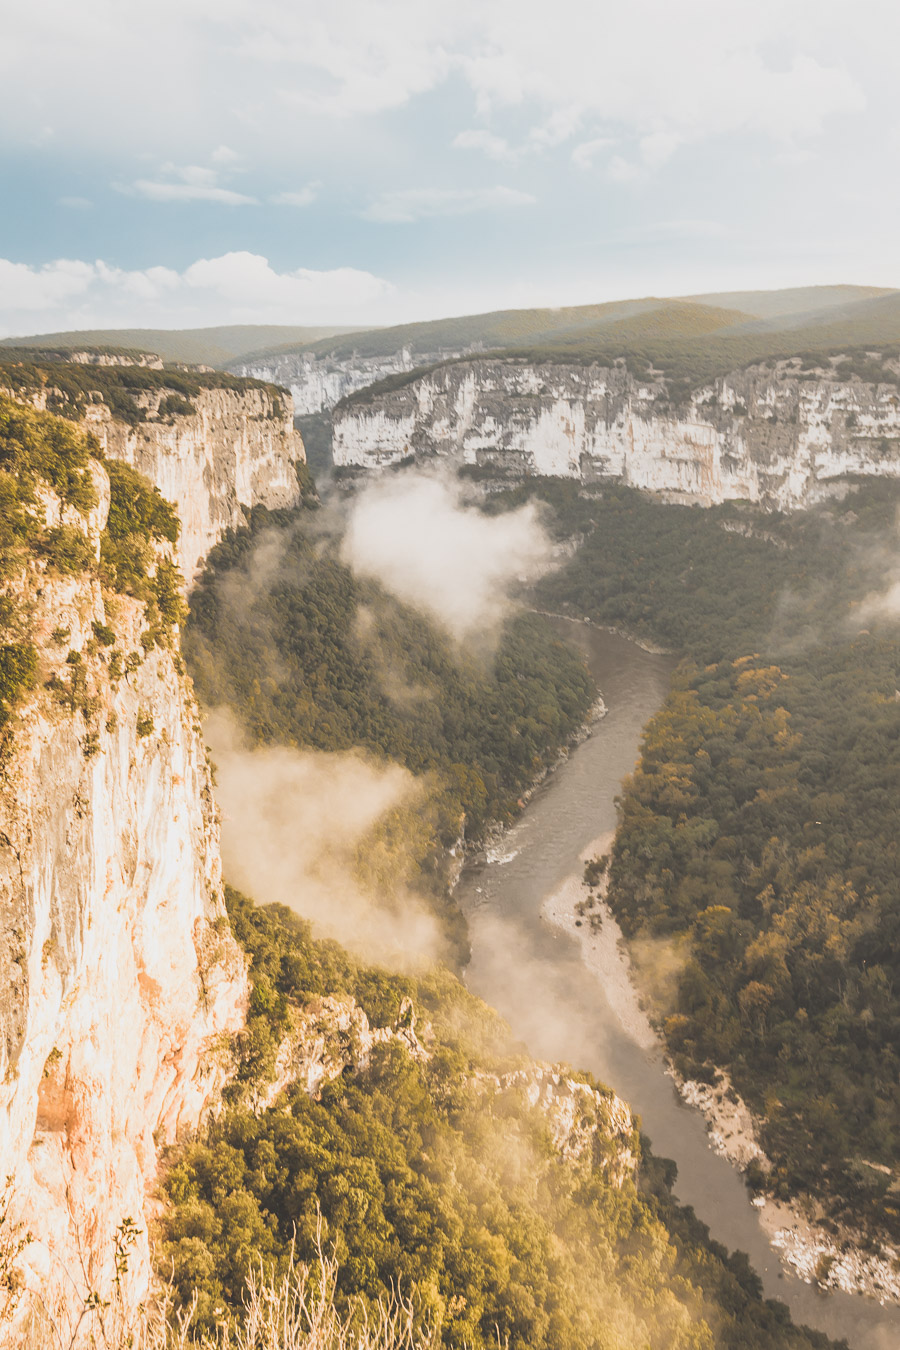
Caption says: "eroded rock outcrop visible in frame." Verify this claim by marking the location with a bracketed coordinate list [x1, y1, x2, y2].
[251, 993, 637, 1191]
[332, 357, 900, 509]
[476, 1067, 638, 1186]
[251, 995, 428, 1115]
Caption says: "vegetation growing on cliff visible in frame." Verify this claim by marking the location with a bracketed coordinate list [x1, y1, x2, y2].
[0, 394, 98, 555]
[157, 890, 841, 1350]
[526, 477, 900, 1241]
[0, 396, 99, 727]
[100, 460, 187, 640]
[0, 395, 187, 733]
[0, 353, 285, 426]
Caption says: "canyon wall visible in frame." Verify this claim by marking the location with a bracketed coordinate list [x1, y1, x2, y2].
[83, 385, 303, 584]
[0, 371, 302, 1336]
[0, 461, 247, 1334]
[332, 358, 900, 509]
[234, 344, 469, 416]
[4, 379, 304, 583]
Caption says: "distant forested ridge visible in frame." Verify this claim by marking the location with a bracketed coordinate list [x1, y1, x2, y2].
[529, 477, 900, 1243]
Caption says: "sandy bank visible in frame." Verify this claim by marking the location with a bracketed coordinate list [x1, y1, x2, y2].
[541, 836, 900, 1307]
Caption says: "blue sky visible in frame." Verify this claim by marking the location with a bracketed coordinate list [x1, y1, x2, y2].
[1, 0, 898, 335]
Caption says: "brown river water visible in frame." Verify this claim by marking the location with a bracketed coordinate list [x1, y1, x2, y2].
[456, 618, 900, 1350]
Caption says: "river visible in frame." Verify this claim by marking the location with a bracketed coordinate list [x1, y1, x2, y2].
[456, 618, 900, 1350]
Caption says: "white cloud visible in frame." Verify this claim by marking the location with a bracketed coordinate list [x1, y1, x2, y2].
[643, 219, 725, 239]
[0, 251, 392, 336]
[586, 131, 683, 183]
[639, 130, 682, 170]
[363, 185, 535, 223]
[571, 137, 614, 170]
[456, 5, 865, 147]
[341, 468, 554, 640]
[452, 129, 514, 161]
[607, 156, 642, 184]
[131, 179, 256, 204]
[242, 9, 455, 119]
[58, 195, 92, 209]
[0, 1, 871, 168]
[773, 147, 816, 166]
[607, 219, 727, 245]
[126, 162, 256, 205]
[208, 714, 442, 967]
[0, 257, 97, 312]
[270, 183, 320, 207]
[182, 251, 390, 309]
[527, 106, 583, 150]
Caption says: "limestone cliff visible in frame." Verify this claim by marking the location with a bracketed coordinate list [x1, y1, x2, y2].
[3, 373, 303, 584]
[0, 447, 247, 1334]
[478, 1067, 638, 1186]
[332, 356, 900, 509]
[84, 385, 302, 583]
[234, 344, 470, 416]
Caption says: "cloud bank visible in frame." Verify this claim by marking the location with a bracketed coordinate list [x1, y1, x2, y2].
[1, 2, 867, 163]
[363, 186, 535, 223]
[0, 251, 392, 335]
[340, 469, 553, 641]
[207, 712, 442, 967]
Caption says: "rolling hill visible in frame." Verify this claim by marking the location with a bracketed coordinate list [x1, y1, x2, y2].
[227, 284, 898, 373]
[0, 323, 359, 368]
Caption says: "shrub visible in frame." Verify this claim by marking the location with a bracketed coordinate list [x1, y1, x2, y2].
[105, 460, 178, 546]
[91, 620, 116, 646]
[159, 394, 198, 418]
[38, 525, 94, 576]
[0, 396, 97, 512]
[0, 642, 36, 725]
[100, 463, 185, 633]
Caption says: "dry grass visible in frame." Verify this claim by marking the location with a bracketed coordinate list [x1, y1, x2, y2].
[12, 1243, 439, 1350]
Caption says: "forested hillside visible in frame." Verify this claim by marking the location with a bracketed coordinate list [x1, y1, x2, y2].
[530, 479, 900, 1244]
[184, 502, 595, 963]
[157, 886, 841, 1350]
[164, 474, 850, 1349]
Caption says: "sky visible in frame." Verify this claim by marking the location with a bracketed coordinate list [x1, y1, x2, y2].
[1, 0, 899, 336]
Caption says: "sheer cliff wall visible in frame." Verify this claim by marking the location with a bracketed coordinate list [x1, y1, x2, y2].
[0, 457, 248, 1332]
[234, 344, 468, 415]
[3, 379, 304, 583]
[332, 358, 900, 508]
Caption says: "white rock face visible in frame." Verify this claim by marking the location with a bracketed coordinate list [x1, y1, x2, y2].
[234, 345, 469, 416]
[0, 467, 247, 1331]
[3, 380, 304, 585]
[82, 384, 303, 583]
[254, 999, 638, 1188]
[252, 996, 428, 1115]
[477, 1067, 638, 1186]
[332, 359, 900, 509]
